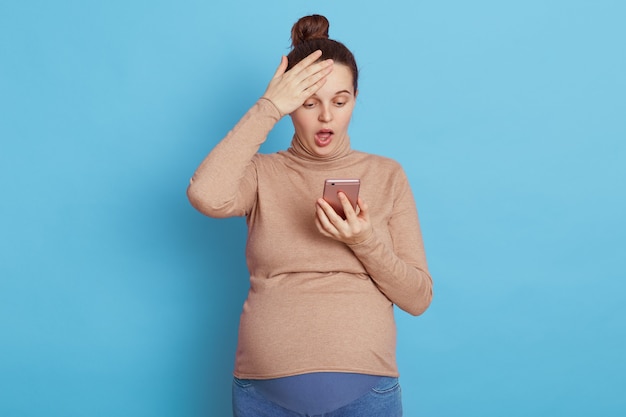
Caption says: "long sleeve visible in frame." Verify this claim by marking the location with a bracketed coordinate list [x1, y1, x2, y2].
[187, 98, 282, 217]
[188, 101, 432, 377]
[347, 169, 433, 316]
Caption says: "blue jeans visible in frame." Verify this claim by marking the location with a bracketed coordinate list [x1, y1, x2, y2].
[232, 376, 403, 417]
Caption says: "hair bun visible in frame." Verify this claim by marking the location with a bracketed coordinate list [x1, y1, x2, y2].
[290, 14, 330, 48]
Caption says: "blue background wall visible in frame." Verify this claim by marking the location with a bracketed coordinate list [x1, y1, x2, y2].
[1, 1, 624, 416]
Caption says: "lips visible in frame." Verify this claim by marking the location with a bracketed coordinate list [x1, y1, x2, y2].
[315, 129, 334, 147]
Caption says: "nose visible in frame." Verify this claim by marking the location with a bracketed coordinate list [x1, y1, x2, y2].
[318, 105, 332, 122]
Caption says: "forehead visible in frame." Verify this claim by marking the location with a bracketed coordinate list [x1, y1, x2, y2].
[315, 64, 354, 96]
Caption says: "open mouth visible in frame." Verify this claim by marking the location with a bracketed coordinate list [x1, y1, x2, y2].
[315, 129, 334, 147]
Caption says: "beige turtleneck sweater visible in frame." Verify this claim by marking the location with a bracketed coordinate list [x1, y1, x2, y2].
[187, 98, 433, 379]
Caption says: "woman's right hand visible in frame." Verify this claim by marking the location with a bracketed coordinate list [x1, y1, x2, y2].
[262, 50, 334, 117]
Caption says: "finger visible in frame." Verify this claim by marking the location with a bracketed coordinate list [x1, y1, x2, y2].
[271, 55, 288, 80]
[299, 66, 332, 96]
[315, 202, 335, 234]
[316, 199, 335, 222]
[289, 55, 333, 90]
[296, 59, 333, 86]
[316, 199, 344, 230]
[338, 192, 358, 222]
[317, 198, 343, 222]
[356, 197, 369, 220]
[290, 50, 324, 75]
[314, 215, 333, 238]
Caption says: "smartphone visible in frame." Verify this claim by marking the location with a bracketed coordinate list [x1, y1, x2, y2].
[323, 179, 360, 218]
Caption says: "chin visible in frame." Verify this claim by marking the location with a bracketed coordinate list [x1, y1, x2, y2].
[314, 145, 336, 157]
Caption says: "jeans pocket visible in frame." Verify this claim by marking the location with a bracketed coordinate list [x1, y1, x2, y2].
[233, 377, 253, 389]
[371, 377, 400, 394]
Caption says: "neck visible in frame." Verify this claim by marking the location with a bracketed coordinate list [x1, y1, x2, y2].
[289, 133, 352, 162]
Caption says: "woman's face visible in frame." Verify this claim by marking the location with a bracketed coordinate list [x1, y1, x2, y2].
[290, 64, 357, 158]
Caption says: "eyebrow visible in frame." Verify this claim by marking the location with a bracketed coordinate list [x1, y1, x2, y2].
[310, 90, 353, 98]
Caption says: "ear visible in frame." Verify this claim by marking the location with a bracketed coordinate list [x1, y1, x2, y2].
[354, 89, 359, 99]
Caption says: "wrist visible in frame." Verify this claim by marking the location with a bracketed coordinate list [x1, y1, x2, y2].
[259, 96, 284, 118]
[347, 228, 374, 246]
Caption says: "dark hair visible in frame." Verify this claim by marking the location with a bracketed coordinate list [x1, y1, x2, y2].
[286, 15, 359, 92]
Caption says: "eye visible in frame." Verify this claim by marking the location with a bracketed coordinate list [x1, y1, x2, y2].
[303, 101, 317, 109]
[334, 96, 350, 107]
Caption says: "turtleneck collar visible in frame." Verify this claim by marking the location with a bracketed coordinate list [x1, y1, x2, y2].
[287, 133, 352, 163]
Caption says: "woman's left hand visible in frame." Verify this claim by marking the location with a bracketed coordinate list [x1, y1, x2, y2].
[315, 193, 373, 245]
